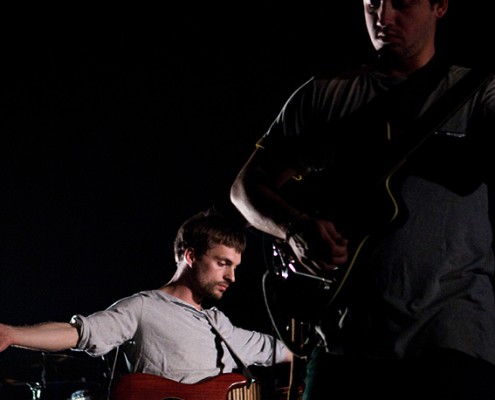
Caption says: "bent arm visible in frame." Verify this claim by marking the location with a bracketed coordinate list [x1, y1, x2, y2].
[231, 147, 349, 271]
[0, 322, 79, 353]
[230, 147, 307, 240]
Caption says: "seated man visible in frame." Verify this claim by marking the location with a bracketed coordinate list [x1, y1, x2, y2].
[0, 209, 292, 397]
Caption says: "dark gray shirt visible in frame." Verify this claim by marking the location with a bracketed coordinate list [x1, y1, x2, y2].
[260, 63, 495, 364]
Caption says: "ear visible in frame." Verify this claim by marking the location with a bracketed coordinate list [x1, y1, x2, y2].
[435, 0, 448, 19]
[184, 248, 196, 267]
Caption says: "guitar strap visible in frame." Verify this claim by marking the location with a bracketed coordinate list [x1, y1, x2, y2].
[389, 63, 493, 168]
[204, 312, 255, 387]
[362, 57, 491, 137]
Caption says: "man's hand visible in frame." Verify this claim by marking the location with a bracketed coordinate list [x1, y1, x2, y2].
[287, 217, 348, 274]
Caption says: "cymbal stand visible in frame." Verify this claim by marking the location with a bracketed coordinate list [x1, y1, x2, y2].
[26, 381, 42, 400]
[26, 352, 48, 400]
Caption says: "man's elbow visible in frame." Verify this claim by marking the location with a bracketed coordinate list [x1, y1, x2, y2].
[230, 177, 245, 209]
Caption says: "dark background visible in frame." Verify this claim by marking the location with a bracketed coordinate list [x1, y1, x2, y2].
[0, 0, 492, 394]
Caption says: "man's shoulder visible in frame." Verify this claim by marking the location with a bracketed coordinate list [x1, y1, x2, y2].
[307, 64, 376, 98]
[203, 307, 231, 324]
[117, 289, 169, 305]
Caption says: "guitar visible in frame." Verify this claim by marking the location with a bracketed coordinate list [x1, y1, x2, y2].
[261, 115, 407, 359]
[262, 198, 389, 358]
[261, 65, 493, 357]
[109, 372, 249, 400]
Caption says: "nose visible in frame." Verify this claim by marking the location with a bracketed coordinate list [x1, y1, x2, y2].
[375, 0, 394, 28]
[224, 266, 236, 283]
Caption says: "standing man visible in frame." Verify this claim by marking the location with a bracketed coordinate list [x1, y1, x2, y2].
[231, 1, 495, 399]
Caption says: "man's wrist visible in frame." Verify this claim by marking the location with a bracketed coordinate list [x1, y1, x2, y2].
[285, 212, 309, 241]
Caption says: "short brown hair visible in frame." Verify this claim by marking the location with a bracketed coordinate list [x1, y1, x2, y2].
[174, 209, 247, 263]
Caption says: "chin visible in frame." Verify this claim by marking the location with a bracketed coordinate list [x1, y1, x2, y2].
[209, 292, 223, 301]
[378, 46, 404, 60]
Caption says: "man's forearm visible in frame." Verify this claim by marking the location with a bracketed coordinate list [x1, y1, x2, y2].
[0, 322, 79, 352]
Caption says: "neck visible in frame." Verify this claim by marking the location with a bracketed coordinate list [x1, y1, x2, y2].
[160, 280, 203, 311]
[377, 47, 436, 78]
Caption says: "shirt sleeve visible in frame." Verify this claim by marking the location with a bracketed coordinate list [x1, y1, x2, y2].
[70, 293, 144, 357]
[471, 72, 495, 181]
[257, 76, 330, 174]
[205, 308, 290, 366]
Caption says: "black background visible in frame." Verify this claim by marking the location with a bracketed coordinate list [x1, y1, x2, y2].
[0, 0, 492, 388]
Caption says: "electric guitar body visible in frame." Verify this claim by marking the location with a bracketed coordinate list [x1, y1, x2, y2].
[262, 149, 406, 357]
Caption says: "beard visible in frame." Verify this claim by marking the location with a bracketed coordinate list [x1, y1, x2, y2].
[196, 280, 226, 301]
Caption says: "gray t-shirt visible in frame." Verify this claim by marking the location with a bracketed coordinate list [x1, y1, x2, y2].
[71, 290, 288, 383]
[260, 62, 495, 365]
